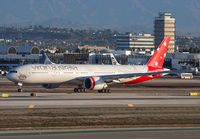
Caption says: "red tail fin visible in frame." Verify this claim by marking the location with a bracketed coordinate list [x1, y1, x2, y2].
[147, 37, 170, 68]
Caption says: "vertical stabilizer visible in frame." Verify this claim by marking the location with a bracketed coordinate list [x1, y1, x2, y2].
[147, 37, 170, 68]
[110, 53, 120, 65]
[41, 52, 54, 64]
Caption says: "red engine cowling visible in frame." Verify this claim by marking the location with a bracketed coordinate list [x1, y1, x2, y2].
[42, 83, 61, 89]
[84, 77, 107, 90]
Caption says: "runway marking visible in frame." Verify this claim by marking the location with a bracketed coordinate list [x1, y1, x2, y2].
[1, 128, 200, 136]
[28, 105, 35, 109]
[128, 104, 134, 107]
[0, 97, 200, 101]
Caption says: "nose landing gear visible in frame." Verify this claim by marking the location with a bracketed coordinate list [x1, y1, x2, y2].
[17, 83, 23, 92]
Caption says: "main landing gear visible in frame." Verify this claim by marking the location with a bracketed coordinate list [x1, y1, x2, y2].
[74, 85, 86, 93]
[98, 88, 111, 93]
[73, 85, 111, 93]
[17, 83, 23, 92]
[74, 88, 86, 93]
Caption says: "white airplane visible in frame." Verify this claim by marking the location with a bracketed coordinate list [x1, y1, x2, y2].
[6, 37, 171, 93]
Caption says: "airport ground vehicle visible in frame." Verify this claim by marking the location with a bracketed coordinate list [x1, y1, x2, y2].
[181, 73, 193, 79]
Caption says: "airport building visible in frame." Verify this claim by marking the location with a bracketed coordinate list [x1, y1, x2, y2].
[154, 12, 176, 53]
[0, 45, 91, 71]
[0, 45, 200, 74]
[116, 33, 154, 54]
[89, 51, 200, 73]
[0, 46, 40, 71]
[78, 45, 109, 52]
[64, 53, 89, 64]
[89, 52, 127, 65]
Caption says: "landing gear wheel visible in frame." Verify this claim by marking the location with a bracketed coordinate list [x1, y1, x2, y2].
[17, 83, 23, 92]
[75, 85, 86, 93]
[98, 88, 111, 93]
[106, 89, 111, 93]
[78, 88, 86, 93]
[78, 88, 82, 93]
[98, 90, 103, 93]
[74, 88, 86, 93]
[74, 88, 78, 93]
[18, 88, 22, 92]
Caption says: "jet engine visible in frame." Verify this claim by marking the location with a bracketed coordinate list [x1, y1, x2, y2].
[42, 83, 61, 89]
[84, 77, 107, 90]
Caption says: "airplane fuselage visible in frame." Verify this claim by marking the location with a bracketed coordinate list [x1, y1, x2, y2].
[7, 64, 154, 84]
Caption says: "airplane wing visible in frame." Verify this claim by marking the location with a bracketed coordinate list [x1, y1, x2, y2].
[78, 70, 172, 83]
[100, 70, 170, 79]
[100, 70, 172, 83]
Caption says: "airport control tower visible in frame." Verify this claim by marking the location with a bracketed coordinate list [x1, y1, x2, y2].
[154, 12, 176, 53]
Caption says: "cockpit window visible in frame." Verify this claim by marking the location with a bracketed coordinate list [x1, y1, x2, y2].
[10, 71, 17, 73]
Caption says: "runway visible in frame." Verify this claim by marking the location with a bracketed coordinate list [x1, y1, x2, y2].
[0, 94, 200, 107]
[0, 76, 200, 107]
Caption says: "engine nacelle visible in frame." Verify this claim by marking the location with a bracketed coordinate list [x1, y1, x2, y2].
[84, 77, 107, 90]
[42, 83, 61, 89]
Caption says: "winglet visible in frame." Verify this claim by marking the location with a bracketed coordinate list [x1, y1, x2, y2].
[147, 37, 170, 68]
[110, 53, 120, 65]
[41, 52, 54, 64]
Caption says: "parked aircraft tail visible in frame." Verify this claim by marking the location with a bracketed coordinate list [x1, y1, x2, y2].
[110, 53, 120, 65]
[41, 52, 54, 64]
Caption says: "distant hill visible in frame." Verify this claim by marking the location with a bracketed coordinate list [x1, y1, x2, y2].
[0, 0, 200, 35]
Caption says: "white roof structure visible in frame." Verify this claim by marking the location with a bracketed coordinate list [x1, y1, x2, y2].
[17, 46, 40, 54]
[0, 46, 17, 54]
[0, 46, 40, 55]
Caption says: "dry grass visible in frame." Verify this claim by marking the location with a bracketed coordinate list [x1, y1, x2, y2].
[0, 106, 200, 130]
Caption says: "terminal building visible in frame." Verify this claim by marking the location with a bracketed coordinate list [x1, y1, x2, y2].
[78, 45, 109, 52]
[0, 46, 40, 71]
[154, 12, 176, 53]
[116, 33, 154, 54]
[63, 53, 89, 64]
[0, 45, 199, 74]
[0, 46, 90, 71]
[89, 51, 200, 73]
[89, 52, 127, 65]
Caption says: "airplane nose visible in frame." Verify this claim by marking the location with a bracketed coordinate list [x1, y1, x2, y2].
[6, 72, 12, 81]
[6, 72, 17, 82]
